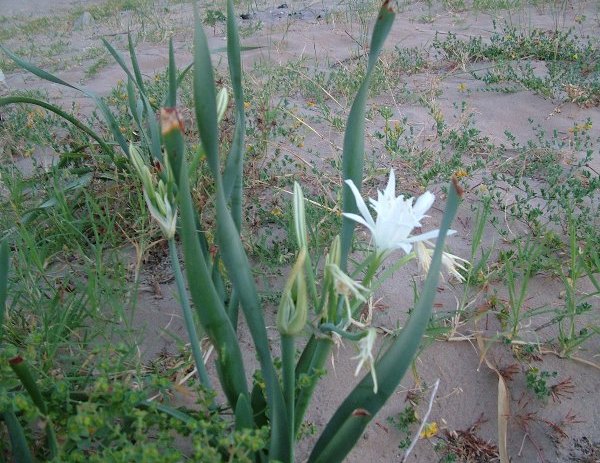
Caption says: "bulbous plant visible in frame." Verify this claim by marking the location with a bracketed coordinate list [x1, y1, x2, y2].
[127, 1, 464, 462]
[0, 1, 465, 461]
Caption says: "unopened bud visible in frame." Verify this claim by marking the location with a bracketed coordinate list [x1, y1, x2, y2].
[293, 182, 308, 250]
[216, 87, 229, 124]
[277, 250, 308, 336]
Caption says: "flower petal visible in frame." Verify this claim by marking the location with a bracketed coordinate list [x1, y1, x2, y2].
[405, 229, 442, 243]
[406, 229, 457, 244]
[396, 242, 414, 254]
[413, 191, 435, 219]
[345, 179, 375, 229]
[342, 213, 375, 234]
[383, 168, 396, 200]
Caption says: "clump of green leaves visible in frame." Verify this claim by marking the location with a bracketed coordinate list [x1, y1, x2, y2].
[387, 404, 419, 449]
[433, 22, 600, 106]
[526, 367, 558, 400]
[1, 359, 268, 462]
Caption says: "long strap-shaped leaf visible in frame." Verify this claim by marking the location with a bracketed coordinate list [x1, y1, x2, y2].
[339, 2, 395, 271]
[222, 0, 245, 328]
[0, 96, 116, 161]
[2, 411, 33, 463]
[294, 0, 396, 433]
[309, 180, 463, 463]
[10, 356, 58, 458]
[0, 238, 9, 344]
[163, 84, 248, 407]
[166, 39, 178, 108]
[127, 33, 148, 97]
[222, 0, 245, 232]
[102, 38, 163, 162]
[178, 153, 249, 407]
[192, 7, 220, 180]
[0, 46, 129, 158]
[192, 6, 289, 459]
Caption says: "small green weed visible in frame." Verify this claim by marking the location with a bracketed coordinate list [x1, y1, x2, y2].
[434, 23, 600, 105]
[526, 367, 558, 400]
[387, 404, 419, 449]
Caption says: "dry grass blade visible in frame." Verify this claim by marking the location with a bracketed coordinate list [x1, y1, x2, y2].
[475, 320, 510, 463]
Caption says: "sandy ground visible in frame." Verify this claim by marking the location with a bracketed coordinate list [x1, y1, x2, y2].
[1, 1, 599, 462]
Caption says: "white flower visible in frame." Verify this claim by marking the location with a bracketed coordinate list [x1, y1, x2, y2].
[414, 241, 469, 282]
[343, 169, 452, 254]
[352, 328, 378, 393]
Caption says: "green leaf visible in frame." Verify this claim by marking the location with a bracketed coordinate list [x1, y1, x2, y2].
[138, 401, 196, 425]
[235, 393, 255, 430]
[167, 39, 177, 108]
[222, 0, 246, 231]
[0, 45, 129, 157]
[192, 7, 220, 179]
[0, 96, 116, 162]
[294, 1, 396, 437]
[9, 356, 47, 414]
[178, 155, 249, 409]
[192, 5, 289, 458]
[339, 3, 395, 270]
[309, 180, 463, 463]
[127, 77, 143, 128]
[127, 33, 148, 96]
[2, 411, 33, 463]
[293, 337, 331, 433]
[0, 238, 8, 342]
[18, 173, 93, 227]
[102, 37, 162, 162]
[9, 355, 59, 458]
[213, 190, 290, 459]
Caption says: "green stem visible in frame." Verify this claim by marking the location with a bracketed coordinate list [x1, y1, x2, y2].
[319, 323, 367, 341]
[168, 239, 212, 389]
[345, 252, 383, 321]
[294, 338, 332, 434]
[361, 252, 384, 287]
[281, 334, 296, 461]
[9, 357, 47, 414]
[304, 252, 319, 310]
[568, 213, 577, 342]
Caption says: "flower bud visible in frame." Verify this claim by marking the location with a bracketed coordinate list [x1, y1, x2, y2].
[129, 143, 178, 239]
[293, 182, 308, 250]
[277, 250, 308, 336]
[216, 87, 229, 124]
[326, 235, 341, 268]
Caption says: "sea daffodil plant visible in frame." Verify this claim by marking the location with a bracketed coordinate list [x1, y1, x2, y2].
[124, 2, 467, 463]
[0, 1, 467, 461]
